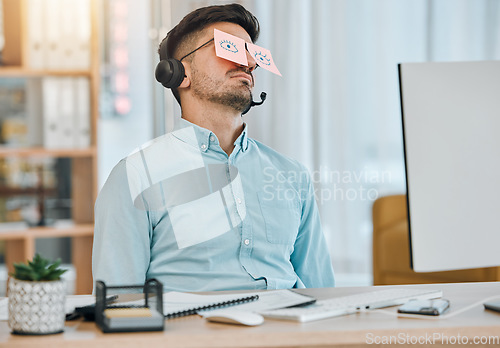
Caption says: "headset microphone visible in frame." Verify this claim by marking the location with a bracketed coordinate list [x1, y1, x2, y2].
[242, 92, 267, 115]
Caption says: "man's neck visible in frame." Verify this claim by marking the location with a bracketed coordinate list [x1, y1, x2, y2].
[181, 100, 244, 155]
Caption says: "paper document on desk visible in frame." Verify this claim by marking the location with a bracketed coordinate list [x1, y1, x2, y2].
[203, 290, 315, 315]
[163, 291, 249, 315]
[163, 290, 315, 316]
[115, 291, 254, 317]
[65, 295, 95, 314]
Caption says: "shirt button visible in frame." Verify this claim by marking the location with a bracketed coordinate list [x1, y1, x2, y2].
[200, 144, 207, 150]
[236, 198, 242, 204]
[210, 135, 215, 142]
[244, 239, 250, 245]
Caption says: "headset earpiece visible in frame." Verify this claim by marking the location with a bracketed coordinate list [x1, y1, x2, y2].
[155, 58, 185, 89]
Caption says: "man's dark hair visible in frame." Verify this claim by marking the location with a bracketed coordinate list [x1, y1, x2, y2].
[158, 3, 260, 105]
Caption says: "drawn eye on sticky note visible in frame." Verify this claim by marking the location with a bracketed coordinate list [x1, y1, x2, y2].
[246, 42, 281, 76]
[214, 29, 248, 66]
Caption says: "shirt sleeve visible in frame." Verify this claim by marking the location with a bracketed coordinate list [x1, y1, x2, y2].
[92, 159, 152, 290]
[290, 167, 335, 288]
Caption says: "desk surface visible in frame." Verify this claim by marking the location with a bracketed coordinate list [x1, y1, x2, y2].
[1, 282, 500, 348]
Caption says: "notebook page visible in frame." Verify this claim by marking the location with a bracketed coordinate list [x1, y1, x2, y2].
[201, 290, 314, 315]
[164, 291, 251, 315]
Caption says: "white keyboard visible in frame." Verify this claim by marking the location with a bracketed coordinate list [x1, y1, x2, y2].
[260, 288, 442, 322]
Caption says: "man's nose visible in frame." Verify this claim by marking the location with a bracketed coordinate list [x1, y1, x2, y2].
[246, 50, 257, 72]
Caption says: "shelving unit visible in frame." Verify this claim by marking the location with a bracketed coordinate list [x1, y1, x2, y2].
[0, 0, 99, 294]
[0, 68, 92, 77]
[0, 147, 97, 158]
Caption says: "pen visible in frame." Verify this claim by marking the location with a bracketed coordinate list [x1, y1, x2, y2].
[66, 294, 119, 321]
[105, 294, 119, 304]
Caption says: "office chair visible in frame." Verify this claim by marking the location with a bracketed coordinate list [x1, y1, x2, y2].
[372, 194, 500, 285]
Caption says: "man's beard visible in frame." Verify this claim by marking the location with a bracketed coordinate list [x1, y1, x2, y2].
[190, 65, 252, 113]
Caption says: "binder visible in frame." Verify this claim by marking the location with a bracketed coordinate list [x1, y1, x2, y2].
[42, 77, 61, 149]
[44, 0, 62, 70]
[73, 0, 91, 69]
[26, 0, 45, 69]
[59, 0, 76, 69]
[58, 77, 75, 148]
[25, 0, 90, 70]
[74, 77, 91, 148]
[25, 79, 44, 146]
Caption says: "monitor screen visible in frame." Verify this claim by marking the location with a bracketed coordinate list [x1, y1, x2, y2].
[399, 61, 500, 272]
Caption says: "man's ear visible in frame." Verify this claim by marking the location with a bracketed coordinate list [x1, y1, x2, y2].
[178, 62, 191, 88]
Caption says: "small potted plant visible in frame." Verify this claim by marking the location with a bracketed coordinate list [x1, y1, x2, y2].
[8, 254, 67, 335]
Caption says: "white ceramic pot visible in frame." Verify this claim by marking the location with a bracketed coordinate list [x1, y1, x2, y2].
[8, 278, 66, 335]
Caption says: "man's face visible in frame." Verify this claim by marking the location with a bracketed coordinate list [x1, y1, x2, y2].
[188, 22, 257, 112]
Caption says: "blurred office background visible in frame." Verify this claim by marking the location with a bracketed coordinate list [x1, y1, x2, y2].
[145, 0, 500, 286]
[0, 0, 499, 292]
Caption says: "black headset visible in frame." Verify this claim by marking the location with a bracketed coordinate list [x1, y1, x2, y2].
[155, 37, 187, 89]
[155, 58, 185, 89]
[155, 37, 215, 89]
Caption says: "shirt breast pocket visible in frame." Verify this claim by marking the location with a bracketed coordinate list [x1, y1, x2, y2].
[257, 191, 301, 245]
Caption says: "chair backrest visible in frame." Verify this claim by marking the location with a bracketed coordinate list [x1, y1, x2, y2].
[372, 194, 408, 285]
[372, 194, 500, 285]
[372, 194, 407, 235]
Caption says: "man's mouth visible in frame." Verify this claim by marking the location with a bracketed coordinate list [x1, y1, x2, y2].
[230, 72, 253, 85]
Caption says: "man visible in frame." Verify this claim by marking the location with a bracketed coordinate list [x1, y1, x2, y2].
[92, 4, 334, 291]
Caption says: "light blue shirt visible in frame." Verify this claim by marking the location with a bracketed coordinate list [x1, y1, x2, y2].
[92, 119, 335, 291]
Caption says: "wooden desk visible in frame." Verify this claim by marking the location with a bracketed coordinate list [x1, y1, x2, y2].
[1, 282, 500, 347]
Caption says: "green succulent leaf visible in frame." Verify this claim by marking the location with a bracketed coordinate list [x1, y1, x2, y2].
[10, 254, 67, 281]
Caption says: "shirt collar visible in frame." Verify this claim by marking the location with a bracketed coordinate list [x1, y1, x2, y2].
[234, 124, 249, 152]
[173, 118, 249, 153]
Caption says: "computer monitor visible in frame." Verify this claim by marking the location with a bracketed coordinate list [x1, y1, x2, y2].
[399, 61, 500, 272]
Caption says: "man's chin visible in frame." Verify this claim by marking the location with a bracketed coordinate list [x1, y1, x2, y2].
[231, 98, 252, 113]
[216, 91, 252, 113]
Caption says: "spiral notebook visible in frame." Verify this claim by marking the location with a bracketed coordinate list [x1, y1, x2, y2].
[163, 290, 316, 319]
[164, 292, 259, 319]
